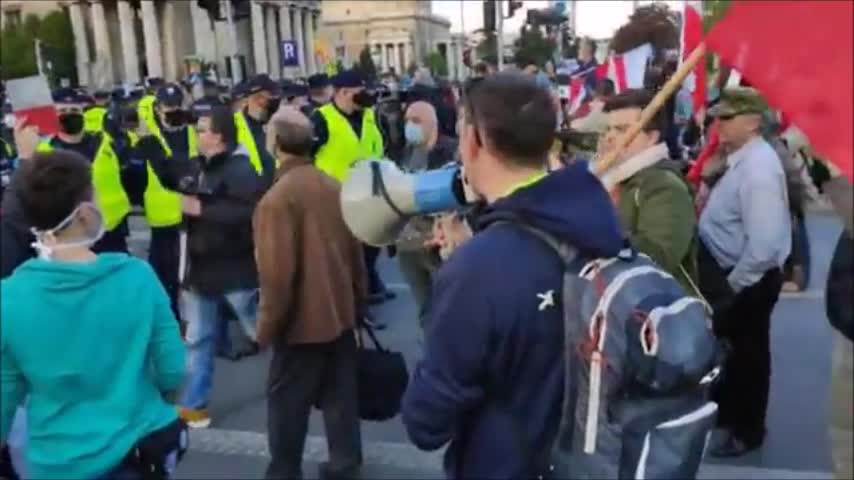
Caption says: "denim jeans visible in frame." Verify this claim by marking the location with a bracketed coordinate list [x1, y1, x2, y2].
[179, 288, 258, 409]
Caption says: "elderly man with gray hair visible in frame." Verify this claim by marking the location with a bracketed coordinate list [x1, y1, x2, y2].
[254, 106, 367, 479]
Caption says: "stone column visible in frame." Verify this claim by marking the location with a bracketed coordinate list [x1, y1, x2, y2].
[278, 3, 292, 78]
[161, 0, 179, 81]
[380, 44, 389, 73]
[68, 1, 91, 87]
[445, 42, 454, 79]
[190, 0, 215, 63]
[251, 0, 268, 75]
[140, 0, 163, 79]
[90, 0, 113, 87]
[290, 4, 304, 76]
[117, 0, 140, 84]
[402, 40, 412, 72]
[302, 8, 316, 76]
[265, 5, 280, 79]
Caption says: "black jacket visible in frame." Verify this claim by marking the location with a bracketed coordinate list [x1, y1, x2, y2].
[827, 231, 853, 341]
[145, 137, 265, 294]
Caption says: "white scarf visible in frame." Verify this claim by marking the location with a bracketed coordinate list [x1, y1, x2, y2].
[597, 143, 669, 191]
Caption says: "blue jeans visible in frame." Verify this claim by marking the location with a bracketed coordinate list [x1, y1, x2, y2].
[179, 288, 258, 409]
[8, 406, 27, 479]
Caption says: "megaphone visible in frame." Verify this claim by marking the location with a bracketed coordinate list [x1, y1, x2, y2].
[341, 159, 467, 246]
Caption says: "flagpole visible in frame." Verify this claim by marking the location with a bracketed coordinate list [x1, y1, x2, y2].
[594, 43, 707, 176]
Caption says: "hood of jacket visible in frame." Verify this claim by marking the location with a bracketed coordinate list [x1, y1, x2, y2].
[10, 252, 137, 294]
[477, 161, 625, 258]
[598, 143, 670, 190]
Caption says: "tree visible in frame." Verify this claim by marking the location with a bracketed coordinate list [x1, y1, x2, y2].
[703, 0, 731, 32]
[425, 51, 448, 78]
[609, 3, 680, 55]
[355, 45, 378, 81]
[513, 25, 556, 67]
[37, 11, 77, 86]
[0, 11, 77, 86]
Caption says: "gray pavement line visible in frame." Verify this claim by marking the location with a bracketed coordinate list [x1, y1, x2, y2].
[190, 428, 831, 479]
[780, 290, 825, 300]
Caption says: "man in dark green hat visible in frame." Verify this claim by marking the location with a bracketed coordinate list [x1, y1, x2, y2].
[698, 87, 792, 458]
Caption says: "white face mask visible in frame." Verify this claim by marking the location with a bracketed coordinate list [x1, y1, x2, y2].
[31, 202, 105, 259]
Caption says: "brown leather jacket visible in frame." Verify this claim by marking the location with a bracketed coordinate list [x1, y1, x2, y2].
[253, 156, 367, 346]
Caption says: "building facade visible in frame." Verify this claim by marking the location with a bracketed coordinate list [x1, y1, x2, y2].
[1, 0, 322, 88]
[319, 0, 466, 80]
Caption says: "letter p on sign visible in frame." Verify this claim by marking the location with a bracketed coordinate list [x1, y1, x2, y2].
[281, 40, 300, 68]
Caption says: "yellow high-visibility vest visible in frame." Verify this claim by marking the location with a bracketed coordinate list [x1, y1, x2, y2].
[36, 135, 130, 231]
[142, 114, 198, 227]
[137, 95, 157, 126]
[314, 105, 384, 182]
[84, 106, 108, 133]
[233, 111, 264, 175]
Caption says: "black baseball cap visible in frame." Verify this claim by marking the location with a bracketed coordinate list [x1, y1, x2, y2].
[332, 70, 365, 89]
[307, 73, 331, 90]
[245, 74, 281, 96]
[52, 87, 89, 105]
[156, 83, 185, 107]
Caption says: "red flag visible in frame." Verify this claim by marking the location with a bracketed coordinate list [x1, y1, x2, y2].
[687, 121, 720, 187]
[706, 0, 854, 181]
[6, 75, 59, 136]
[682, 0, 706, 114]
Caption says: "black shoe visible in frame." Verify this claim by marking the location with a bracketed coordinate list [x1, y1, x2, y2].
[368, 292, 387, 305]
[318, 462, 360, 480]
[710, 432, 761, 458]
[383, 290, 397, 300]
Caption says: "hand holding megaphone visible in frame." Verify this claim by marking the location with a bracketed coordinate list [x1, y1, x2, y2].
[340, 159, 468, 246]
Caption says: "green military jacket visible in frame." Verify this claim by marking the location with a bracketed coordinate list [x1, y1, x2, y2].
[616, 162, 701, 296]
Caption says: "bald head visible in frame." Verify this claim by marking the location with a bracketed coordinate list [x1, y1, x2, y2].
[404, 101, 438, 147]
[267, 105, 314, 158]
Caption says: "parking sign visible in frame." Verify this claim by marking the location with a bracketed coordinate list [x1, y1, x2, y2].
[281, 41, 300, 67]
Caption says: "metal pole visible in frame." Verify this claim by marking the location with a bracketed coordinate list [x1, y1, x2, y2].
[224, 0, 243, 84]
[35, 38, 44, 77]
[496, 2, 504, 70]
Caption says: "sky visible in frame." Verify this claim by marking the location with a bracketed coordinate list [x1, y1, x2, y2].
[431, 0, 683, 39]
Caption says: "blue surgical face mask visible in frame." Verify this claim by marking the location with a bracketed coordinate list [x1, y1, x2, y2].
[405, 121, 425, 145]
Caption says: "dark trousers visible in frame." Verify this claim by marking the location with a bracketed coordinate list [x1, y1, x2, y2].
[149, 226, 181, 321]
[363, 245, 384, 294]
[266, 332, 362, 479]
[698, 240, 782, 446]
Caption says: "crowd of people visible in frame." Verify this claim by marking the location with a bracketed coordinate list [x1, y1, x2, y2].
[0, 44, 850, 480]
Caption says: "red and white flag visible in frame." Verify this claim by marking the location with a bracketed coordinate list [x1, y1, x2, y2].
[598, 43, 653, 93]
[706, 0, 853, 181]
[6, 75, 59, 136]
[681, 0, 706, 114]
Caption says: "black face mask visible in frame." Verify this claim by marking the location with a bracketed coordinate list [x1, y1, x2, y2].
[264, 97, 281, 122]
[353, 90, 377, 109]
[164, 110, 187, 127]
[58, 113, 85, 135]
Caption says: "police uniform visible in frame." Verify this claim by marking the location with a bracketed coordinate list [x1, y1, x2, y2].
[84, 90, 111, 133]
[38, 88, 139, 253]
[233, 74, 279, 184]
[138, 84, 199, 319]
[309, 70, 388, 302]
[302, 73, 331, 117]
[137, 77, 164, 128]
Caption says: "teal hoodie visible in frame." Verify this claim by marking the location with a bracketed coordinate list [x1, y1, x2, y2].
[1, 253, 185, 479]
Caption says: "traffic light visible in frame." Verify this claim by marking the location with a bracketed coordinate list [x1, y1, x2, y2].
[483, 0, 496, 32]
[197, 0, 221, 21]
[508, 0, 523, 18]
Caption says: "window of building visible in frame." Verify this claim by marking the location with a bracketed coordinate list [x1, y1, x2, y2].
[4, 9, 22, 28]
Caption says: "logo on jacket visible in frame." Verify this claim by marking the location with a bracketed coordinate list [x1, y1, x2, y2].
[537, 290, 556, 311]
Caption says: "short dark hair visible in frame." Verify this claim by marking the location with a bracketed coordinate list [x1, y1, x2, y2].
[603, 89, 666, 139]
[201, 105, 238, 150]
[17, 151, 93, 231]
[463, 72, 556, 169]
[595, 78, 616, 98]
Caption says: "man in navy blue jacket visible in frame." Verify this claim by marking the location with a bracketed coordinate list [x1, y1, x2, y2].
[401, 73, 625, 479]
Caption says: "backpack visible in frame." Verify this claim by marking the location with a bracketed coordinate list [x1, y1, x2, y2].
[502, 220, 721, 480]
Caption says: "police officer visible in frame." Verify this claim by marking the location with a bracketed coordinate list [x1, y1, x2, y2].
[310, 69, 391, 306]
[138, 77, 164, 127]
[35, 88, 144, 253]
[192, 78, 225, 111]
[136, 83, 199, 319]
[234, 74, 279, 182]
[281, 81, 309, 111]
[84, 89, 111, 133]
[303, 73, 332, 116]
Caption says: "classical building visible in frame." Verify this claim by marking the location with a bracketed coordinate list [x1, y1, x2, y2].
[319, 0, 467, 80]
[1, 0, 322, 88]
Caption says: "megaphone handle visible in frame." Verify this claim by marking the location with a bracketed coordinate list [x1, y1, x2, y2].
[370, 161, 406, 218]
